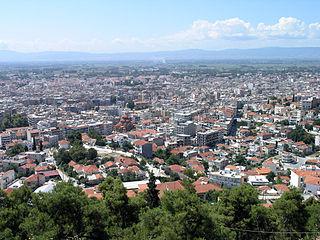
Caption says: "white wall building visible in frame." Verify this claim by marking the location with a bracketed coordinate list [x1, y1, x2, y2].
[0, 170, 15, 189]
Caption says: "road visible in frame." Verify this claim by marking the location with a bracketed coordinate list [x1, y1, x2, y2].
[283, 156, 308, 170]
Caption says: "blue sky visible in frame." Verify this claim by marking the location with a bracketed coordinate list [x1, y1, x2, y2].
[1, 0, 320, 52]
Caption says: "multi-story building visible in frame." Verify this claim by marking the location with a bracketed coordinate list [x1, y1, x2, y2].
[0, 132, 12, 147]
[196, 129, 223, 146]
[175, 121, 197, 137]
[209, 170, 246, 188]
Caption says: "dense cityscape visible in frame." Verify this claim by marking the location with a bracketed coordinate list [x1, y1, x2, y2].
[0, 61, 320, 239]
[2, 0, 320, 239]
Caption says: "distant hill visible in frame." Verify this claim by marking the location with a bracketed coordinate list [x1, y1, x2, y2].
[1, 47, 320, 62]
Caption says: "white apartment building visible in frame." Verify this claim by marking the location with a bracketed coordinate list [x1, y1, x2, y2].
[175, 121, 197, 137]
[209, 170, 246, 188]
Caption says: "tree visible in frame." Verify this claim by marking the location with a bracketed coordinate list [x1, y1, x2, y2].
[122, 141, 133, 152]
[218, 184, 259, 231]
[305, 200, 320, 239]
[0, 113, 29, 131]
[87, 148, 98, 160]
[313, 119, 320, 126]
[1, 175, 319, 240]
[273, 188, 308, 239]
[39, 140, 43, 152]
[160, 190, 233, 240]
[266, 171, 276, 182]
[121, 172, 143, 182]
[32, 137, 37, 151]
[82, 201, 109, 239]
[154, 148, 171, 160]
[6, 144, 26, 157]
[280, 119, 290, 126]
[109, 140, 120, 149]
[288, 125, 314, 145]
[53, 148, 71, 166]
[110, 95, 117, 105]
[69, 144, 87, 162]
[184, 168, 198, 180]
[36, 182, 89, 239]
[146, 172, 160, 208]
[305, 124, 313, 131]
[166, 154, 183, 165]
[19, 209, 59, 239]
[0, 186, 33, 239]
[67, 131, 83, 146]
[99, 177, 133, 232]
[237, 121, 248, 128]
[88, 129, 107, 146]
[234, 154, 248, 165]
[127, 100, 135, 110]
[204, 190, 220, 203]
[244, 205, 279, 240]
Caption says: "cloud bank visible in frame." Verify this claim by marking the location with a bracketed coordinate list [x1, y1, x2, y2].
[1, 17, 320, 52]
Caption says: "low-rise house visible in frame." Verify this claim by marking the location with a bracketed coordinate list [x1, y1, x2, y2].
[255, 167, 272, 175]
[87, 173, 104, 185]
[39, 170, 60, 181]
[25, 173, 46, 190]
[58, 140, 70, 149]
[186, 159, 205, 174]
[119, 166, 146, 179]
[72, 164, 100, 177]
[18, 163, 36, 175]
[25, 151, 46, 162]
[193, 177, 222, 198]
[115, 156, 139, 167]
[169, 164, 186, 175]
[100, 161, 117, 171]
[132, 140, 153, 158]
[156, 180, 184, 197]
[304, 176, 320, 196]
[290, 170, 320, 189]
[247, 175, 269, 186]
[273, 184, 290, 195]
[292, 142, 313, 156]
[83, 187, 103, 200]
[0, 170, 15, 189]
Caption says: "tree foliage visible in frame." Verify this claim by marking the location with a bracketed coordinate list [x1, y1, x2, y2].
[0, 181, 319, 240]
[0, 114, 29, 131]
[288, 125, 315, 145]
[6, 144, 26, 157]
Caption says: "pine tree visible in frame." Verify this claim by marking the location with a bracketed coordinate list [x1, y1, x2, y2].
[39, 140, 43, 151]
[32, 137, 37, 151]
[146, 172, 160, 208]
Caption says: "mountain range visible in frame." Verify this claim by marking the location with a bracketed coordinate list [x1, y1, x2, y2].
[1, 47, 320, 62]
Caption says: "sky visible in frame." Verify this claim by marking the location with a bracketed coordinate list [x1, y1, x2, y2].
[1, 0, 320, 52]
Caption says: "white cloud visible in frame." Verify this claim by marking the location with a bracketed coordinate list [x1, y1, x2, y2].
[167, 18, 254, 42]
[171, 17, 320, 42]
[309, 22, 320, 38]
[2, 17, 320, 52]
[257, 17, 307, 39]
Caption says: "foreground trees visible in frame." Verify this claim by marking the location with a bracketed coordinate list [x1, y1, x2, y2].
[0, 180, 319, 240]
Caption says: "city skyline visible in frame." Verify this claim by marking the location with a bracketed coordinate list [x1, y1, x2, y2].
[1, 0, 320, 52]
